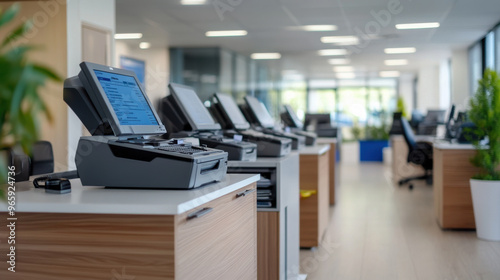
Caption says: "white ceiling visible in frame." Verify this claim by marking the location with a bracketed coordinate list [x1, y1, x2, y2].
[116, 0, 500, 79]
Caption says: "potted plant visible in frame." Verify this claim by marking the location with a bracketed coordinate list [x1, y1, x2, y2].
[396, 96, 409, 119]
[358, 123, 390, 162]
[468, 68, 500, 241]
[0, 3, 61, 199]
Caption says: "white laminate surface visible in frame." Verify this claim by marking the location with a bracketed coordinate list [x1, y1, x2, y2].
[298, 144, 330, 155]
[228, 153, 299, 168]
[316, 137, 337, 144]
[0, 174, 259, 215]
[433, 142, 476, 150]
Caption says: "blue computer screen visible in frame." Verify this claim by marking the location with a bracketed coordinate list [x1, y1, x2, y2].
[94, 70, 158, 126]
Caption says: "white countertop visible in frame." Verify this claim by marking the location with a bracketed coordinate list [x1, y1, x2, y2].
[0, 174, 260, 215]
[298, 144, 330, 155]
[228, 152, 299, 167]
[433, 142, 476, 150]
[316, 137, 337, 144]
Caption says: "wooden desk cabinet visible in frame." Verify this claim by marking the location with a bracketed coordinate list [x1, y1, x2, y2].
[0, 175, 258, 280]
[434, 145, 478, 229]
[317, 138, 338, 205]
[299, 145, 330, 248]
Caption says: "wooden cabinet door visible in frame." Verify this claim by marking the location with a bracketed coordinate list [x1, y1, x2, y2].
[175, 184, 257, 280]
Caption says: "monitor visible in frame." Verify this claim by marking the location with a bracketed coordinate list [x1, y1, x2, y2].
[281, 105, 303, 129]
[424, 109, 446, 124]
[445, 105, 456, 139]
[212, 93, 251, 130]
[244, 96, 275, 128]
[78, 62, 165, 136]
[304, 113, 331, 128]
[168, 83, 221, 131]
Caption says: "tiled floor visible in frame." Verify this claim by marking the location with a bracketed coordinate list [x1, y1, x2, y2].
[299, 143, 500, 280]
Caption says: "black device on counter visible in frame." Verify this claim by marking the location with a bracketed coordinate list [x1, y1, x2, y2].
[158, 83, 257, 161]
[63, 62, 228, 189]
[210, 93, 292, 157]
[280, 104, 317, 145]
[240, 96, 306, 150]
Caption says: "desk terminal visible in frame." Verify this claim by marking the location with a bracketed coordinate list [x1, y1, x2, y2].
[242, 96, 306, 150]
[158, 83, 257, 161]
[210, 93, 292, 157]
[64, 62, 227, 189]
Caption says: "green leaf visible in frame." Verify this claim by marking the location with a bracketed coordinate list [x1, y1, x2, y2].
[0, 3, 19, 28]
[32, 63, 62, 82]
[1, 20, 32, 50]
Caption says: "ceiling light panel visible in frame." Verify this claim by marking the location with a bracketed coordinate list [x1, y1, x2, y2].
[318, 49, 348, 56]
[384, 59, 408, 66]
[205, 30, 247, 37]
[251, 53, 281, 60]
[114, 33, 143, 39]
[384, 47, 416, 54]
[395, 22, 440, 29]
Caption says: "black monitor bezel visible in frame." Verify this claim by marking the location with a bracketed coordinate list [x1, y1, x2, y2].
[168, 83, 221, 131]
[244, 96, 275, 128]
[283, 105, 303, 129]
[213, 93, 251, 130]
[79, 61, 166, 136]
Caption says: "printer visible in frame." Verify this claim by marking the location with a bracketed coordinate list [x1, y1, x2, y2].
[210, 93, 292, 157]
[63, 62, 228, 189]
[158, 83, 257, 161]
[280, 104, 317, 146]
[240, 96, 306, 150]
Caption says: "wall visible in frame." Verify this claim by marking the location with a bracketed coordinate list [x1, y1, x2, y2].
[451, 48, 470, 111]
[417, 65, 441, 112]
[115, 41, 169, 110]
[0, 1, 68, 171]
[439, 59, 451, 110]
[66, 0, 115, 169]
[398, 73, 415, 112]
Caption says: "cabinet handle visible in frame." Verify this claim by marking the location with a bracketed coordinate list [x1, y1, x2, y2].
[236, 189, 255, 198]
[187, 207, 213, 220]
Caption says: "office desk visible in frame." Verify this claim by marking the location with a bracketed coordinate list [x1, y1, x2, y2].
[298, 145, 330, 248]
[316, 138, 338, 205]
[227, 154, 299, 280]
[433, 143, 478, 229]
[391, 135, 435, 183]
[0, 174, 259, 280]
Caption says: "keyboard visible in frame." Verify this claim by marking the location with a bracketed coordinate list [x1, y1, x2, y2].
[157, 145, 209, 155]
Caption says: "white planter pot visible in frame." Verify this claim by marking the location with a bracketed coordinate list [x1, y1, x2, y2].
[470, 179, 500, 241]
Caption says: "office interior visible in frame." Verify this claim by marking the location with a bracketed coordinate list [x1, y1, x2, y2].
[1, 0, 500, 279]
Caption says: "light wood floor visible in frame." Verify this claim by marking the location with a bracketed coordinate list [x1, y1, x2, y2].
[300, 144, 500, 280]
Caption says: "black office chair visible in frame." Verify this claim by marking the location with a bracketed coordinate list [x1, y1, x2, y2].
[398, 118, 433, 190]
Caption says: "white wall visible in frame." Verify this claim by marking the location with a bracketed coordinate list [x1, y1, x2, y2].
[66, 0, 115, 169]
[451, 48, 470, 111]
[398, 73, 415, 111]
[417, 65, 441, 112]
[439, 59, 451, 110]
[114, 41, 169, 110]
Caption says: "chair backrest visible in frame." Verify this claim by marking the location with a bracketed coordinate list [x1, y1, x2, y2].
[389, 112, 403, 135]
[400, 118, 416, 152]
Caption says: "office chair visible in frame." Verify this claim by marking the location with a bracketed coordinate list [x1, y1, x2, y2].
[398, 118, 433, 190]
[389, 112, 403, 135]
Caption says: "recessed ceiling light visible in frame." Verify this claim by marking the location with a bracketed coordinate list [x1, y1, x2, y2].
[139, 42, 151, 49]
[205, 30, 247, 37]
[321, 36, 359, 45]
[384, 59, 408, 66]
[114, 33, 143, 39]
[318, 49, 348, 56]
[181, 0, 206, 4]
[328, 58, 350, 65]
[396, 22, 440, 29]
[336, 72, 356, 79]
[300, 25, 338, 31]
[333, 66, 354, 72]
[379, 71, 400, 78]
[251, 53, 281, 60]
[384, 47, 416, 54]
